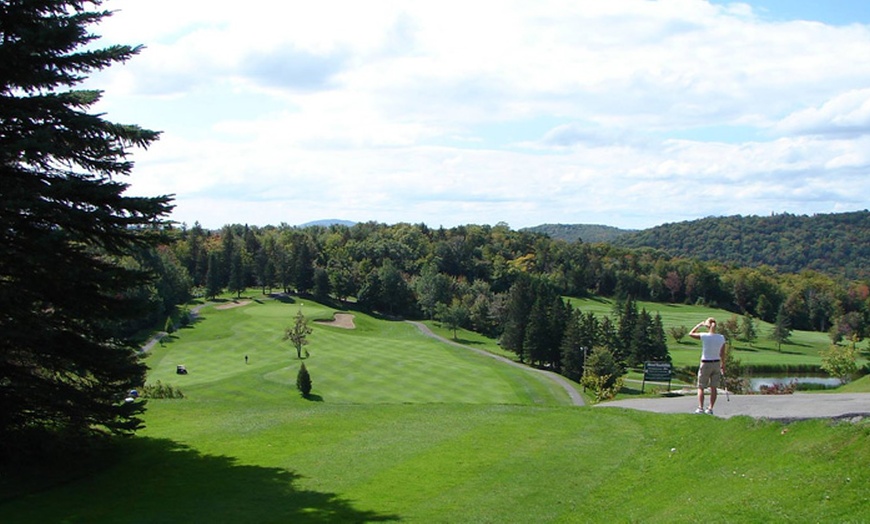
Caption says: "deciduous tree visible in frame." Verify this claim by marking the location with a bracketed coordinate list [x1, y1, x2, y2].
[284, 309, 313, 359]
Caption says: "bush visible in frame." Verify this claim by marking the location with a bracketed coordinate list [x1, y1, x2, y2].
[795, 382, 837, 391]
[581, 347, 624, 402]
[142, 381, 184, 399]
[820, 343, 859, 384]
[581, 373, 624, 402]
[759, 381, 797, 395]
[296, 363, 312, 398]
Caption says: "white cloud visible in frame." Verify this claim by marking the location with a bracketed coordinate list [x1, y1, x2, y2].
[91, 0, 870, 229]
[774, 89, 870, 137]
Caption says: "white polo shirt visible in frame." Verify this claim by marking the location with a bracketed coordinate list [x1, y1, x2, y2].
[700, 333, 725, 361]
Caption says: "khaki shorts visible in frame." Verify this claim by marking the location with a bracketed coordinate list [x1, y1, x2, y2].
[697, 361, 722, 389]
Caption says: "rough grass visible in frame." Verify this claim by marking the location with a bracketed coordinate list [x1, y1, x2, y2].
[2, 294, 868, 523]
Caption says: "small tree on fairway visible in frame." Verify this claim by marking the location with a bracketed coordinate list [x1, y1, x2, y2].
[284, 309, 313, 359]
[771, 304, 791, 351]
[438, 299, 469, 340]
[668, 325, 688, 344]
[740, 315, 758, 345]
[296, 363, 312, 398]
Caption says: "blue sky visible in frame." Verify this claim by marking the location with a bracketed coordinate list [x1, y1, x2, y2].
[89, 0, 870, 230]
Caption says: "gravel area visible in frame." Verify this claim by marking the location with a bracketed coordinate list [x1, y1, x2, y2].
[597, 391, 870, 422]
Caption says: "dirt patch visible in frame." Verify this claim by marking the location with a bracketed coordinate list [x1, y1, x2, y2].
[215, 299, 253, 310]
[315, 313, 356, 329]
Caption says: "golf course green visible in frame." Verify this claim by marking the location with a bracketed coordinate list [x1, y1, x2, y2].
[1, 294, 867, 522]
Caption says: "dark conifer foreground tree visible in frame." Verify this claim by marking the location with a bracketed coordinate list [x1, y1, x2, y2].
[0, 1, 173, 450]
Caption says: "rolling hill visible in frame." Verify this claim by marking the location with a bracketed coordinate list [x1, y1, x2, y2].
[529, 211, 870, 278]
[521, 223, 636, 243]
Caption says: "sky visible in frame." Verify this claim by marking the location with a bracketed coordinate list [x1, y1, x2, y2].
[87, 0, 870, 231]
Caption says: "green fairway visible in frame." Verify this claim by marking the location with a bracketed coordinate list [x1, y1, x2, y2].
[146, 296, 570, 406]
[2, 294, 868, 523]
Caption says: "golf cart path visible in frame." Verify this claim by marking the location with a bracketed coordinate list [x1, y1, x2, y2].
[407, 321, 585, 406]
[598, 391, 870, 422]
[140, 301, 214, 353]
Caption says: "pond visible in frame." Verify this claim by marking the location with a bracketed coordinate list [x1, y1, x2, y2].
[748, 375, 841, 392]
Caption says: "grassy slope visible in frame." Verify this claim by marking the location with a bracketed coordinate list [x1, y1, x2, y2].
[567, 296, 868, 370]
[2, 295, 868, 523]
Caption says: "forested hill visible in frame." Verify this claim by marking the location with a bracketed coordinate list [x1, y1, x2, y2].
[610, 211, 870, 279]
[522, 223, 636, 243]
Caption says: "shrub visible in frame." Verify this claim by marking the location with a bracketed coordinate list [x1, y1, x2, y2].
[820, 343, 859, 384]
[759, 381, 797, 395]
[142, 381, 184, 399]
[581, 373, 624, 402]
[581, 347, 625, 402]
[668, 325, 688, 343]
[296, 363, 313, 398]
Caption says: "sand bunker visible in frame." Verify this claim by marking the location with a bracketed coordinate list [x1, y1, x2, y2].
[215, 299, 253, 310]
[315, 313, 356, 329]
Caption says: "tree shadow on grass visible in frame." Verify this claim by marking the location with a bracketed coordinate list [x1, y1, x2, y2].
[269, 293, 297, 304]
[1, 437, 400, 523]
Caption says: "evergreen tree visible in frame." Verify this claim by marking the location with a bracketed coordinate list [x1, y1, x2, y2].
[296, 363, 313, 398]
[205, 251, 223, 299]
[771, 304, 792, 351]
[740, 315, 758, 345]
[227, 247, 245, 298]
[628, 308, 653, 367]
[545, 295, 569, 371]
[650, 312, 669, 362]
[0, 1, 173, 448]
[523, 296, 549, 366]
[560, 308, 585, 381]
[313, 267, 331, 302]
[219, 226, 236, 288]
[500, 275, 534, 362]
[615, 297, 638, 363]
[292, 237, 315, 294]
[576, 311, 599, 360]
[188, 222, 209, 286]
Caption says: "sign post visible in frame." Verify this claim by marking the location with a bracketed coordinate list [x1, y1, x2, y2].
[642, 361, 672, 393]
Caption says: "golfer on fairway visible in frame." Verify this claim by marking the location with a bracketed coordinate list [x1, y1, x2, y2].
[689, 317, 726, 414]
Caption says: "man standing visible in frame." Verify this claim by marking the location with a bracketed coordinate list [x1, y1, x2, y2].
[689, 317, 726, 414]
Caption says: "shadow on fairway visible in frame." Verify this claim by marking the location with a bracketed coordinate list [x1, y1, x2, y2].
[2, 437, 400, 523]
[269, 293, 298, 304]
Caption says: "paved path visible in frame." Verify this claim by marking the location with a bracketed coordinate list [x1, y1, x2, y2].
[406, 321, 585, 406]
[140, 302, 213, 353]
[598, 391, 870, 421]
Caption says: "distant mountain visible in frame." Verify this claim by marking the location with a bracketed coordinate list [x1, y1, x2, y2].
[522, 223, 637, 243]
[298, 219, 356, 228]
[611, 211, 870, 279]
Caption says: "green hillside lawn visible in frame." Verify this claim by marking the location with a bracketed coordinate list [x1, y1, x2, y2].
[2, 294, 868, 522]
[567, 297, 868, 371]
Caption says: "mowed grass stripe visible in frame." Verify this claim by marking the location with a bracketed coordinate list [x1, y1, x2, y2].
[145, 298, 571, 406]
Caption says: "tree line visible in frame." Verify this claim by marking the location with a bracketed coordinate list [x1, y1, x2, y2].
[153, 220, 870, 352]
